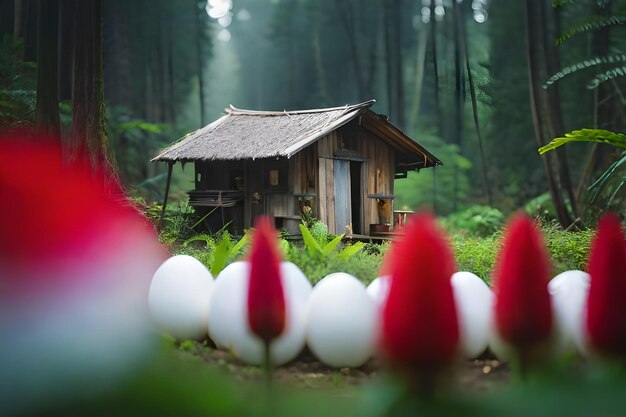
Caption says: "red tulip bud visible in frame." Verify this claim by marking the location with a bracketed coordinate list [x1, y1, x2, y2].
[247, 217, 286, 343]
[492, 213, 552, 350]
[380, 213, 459, 372]
[586, 213, 626, 357]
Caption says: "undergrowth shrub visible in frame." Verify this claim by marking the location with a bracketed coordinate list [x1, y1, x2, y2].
[452, 233, 501, 284]
[140, 199, 198, 243]
[452, 224, 594, 285]
[542, 222, 594, 274]
[285, 242, 388, 285]
[155, 211, 593, 288]
[442, 205, 505, 237]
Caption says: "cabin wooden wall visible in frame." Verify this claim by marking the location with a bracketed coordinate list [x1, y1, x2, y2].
[316, 123, 395, 235]
[290, 142, 318, 196]
[358, 129, 395, 228]
[193, 121, 396, 236]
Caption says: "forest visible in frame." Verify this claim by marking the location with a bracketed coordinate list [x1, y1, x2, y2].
[1, 0, 624, 228]
[2, 1, 626, 416]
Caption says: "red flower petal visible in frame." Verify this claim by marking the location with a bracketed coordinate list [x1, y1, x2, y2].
[586, 213, 626, 357]
[247, 217, 286, 343]
[492, 213, 552, 349]
[380, 213, 459, 370]
[0, 133, 156, 293]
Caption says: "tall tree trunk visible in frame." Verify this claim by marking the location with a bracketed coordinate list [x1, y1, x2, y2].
[383, 0, 405, 129]
[195, 4, 206, 126]
[35, 0, 60, 138]
[429, 1, 443, 139]
[410, 26, 428, 133]
[338, 1, 364, 99]
[0, 0, 15, 36]
[541, 2, 579, 219]
[451, 1, 465, 213]
[580, 0, 620, 193]
[459, 5, 492, 206]
[166, 9, 176, 124]
[58, 0, 75, 102]
[14, 0, 37, 61]
[70, 0, 111, 174]
[312, 23, 331, 106]
[525, 0, 573, 228]
[384, 3, 394, 120]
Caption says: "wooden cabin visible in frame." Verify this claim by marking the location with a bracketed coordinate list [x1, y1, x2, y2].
[152, 100, 441, 236]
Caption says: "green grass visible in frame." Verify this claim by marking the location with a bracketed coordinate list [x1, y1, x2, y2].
[152, 200, 595, 287]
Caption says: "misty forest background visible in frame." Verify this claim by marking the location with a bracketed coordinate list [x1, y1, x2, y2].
[1, 0, 625, 229]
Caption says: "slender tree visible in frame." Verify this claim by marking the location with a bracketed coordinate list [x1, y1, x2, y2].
[35, 0, 60, 137]
[383, 0, 405, 128]
[459, 4, 492, 206]
[524, 0, 573, 228]
[541, 2, 579, 219]
[69, 0, 111, 173]
[195, 0, 207, 126]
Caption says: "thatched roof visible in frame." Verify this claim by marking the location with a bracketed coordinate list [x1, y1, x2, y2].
[152, 100, 441, 169]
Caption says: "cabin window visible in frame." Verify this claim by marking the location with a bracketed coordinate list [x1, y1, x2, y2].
[269, 170, 279, 186]
[263, 158, 288, 192]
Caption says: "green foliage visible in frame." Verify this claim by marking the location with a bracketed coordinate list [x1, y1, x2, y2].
[539, 129, 626, 215]
[452, 223, 593, 285]
[285, 242, 387, 285]
[587, 65, 626, 89]
[451, 233, 500, 284]
[544, 54, 626, 89]
[141, 199, 196, 244]
[587, 151, 626, 214]
[556, 15, 626, 45]
[552, 0, 573, 7]
[542, 222, 594, 274]
[441, 205, 505, 237]
[538, 128, 626, 154]
[210, 232, 249, 276]
[0, 34, 36, 127]
[309, 221, 329, 243]
[394, 132, 472, 214]
[298, 223, 364, 260]
[107, 106, 174, 199]
[523, 193, 558, 221]
[181, 231, 249, 275]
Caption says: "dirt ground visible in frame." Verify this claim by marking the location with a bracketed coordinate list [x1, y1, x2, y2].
[178, 341, 510, 393]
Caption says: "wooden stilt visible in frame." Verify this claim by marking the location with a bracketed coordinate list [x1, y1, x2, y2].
[158, 162, 174, 231]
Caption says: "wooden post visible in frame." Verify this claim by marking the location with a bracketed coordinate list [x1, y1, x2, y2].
[158, 162, 174, 230]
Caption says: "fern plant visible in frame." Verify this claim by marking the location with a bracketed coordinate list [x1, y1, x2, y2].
[556, 15, 626, 46]
[544, 10, 626, 90]
[539, 128, 626, 211]
[182, 231, 248, 276]
[538, 129, 626, 154]
[298, 223, 364, 261]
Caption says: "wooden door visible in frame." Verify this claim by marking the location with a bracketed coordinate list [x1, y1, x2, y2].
[333, 159, 351, 234]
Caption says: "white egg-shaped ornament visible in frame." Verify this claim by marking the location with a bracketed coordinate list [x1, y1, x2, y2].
[207, 261, 311, 365]
[451, 271, 493, 359]
[306, 272, 376, 368]
[366, 276, 391, 307]
[547, 270, 590, 354]
[148, 255, 214, 340]
[207, 261, 249, 350]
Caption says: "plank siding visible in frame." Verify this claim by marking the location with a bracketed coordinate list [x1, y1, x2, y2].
[325, 158, 335, 234]
[318, 156, 327, 225]
[333, 160, 351, 233]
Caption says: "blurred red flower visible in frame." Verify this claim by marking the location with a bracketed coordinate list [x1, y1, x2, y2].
[380, 213, 459, 372]
[492, 213, 552, 350]
[247, 216, 286, 343]
[586, 212, 626, 357]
